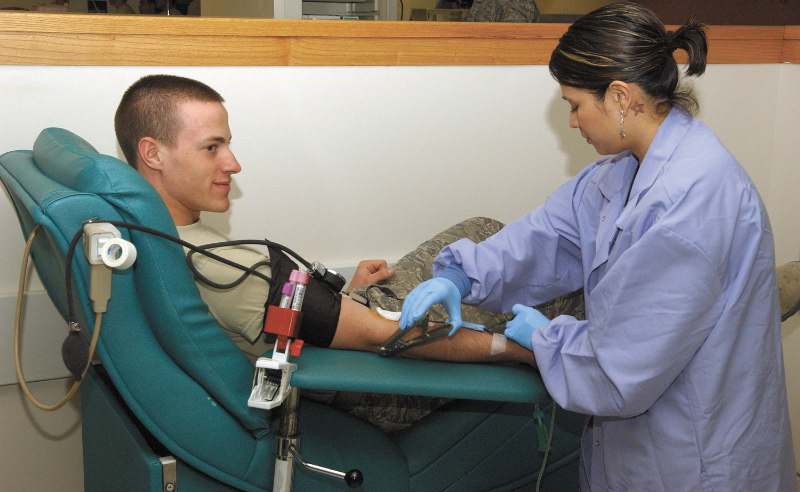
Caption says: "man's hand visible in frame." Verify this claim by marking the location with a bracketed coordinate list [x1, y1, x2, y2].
[504, 304, 549, 352]
[345, 259, 395, 291]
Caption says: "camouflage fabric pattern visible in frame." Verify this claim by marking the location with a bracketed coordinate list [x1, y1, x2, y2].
[351, 216, 510, 331]
[351, 216, 585, 327]
[465, 0, 540, 23]
[777, 261, 800, 321]
[335, 217, 585, 433]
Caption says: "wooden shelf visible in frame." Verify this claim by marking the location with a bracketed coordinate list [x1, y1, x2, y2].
[0, 12, 797, 66]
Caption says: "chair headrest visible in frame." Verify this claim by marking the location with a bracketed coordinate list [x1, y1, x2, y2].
[33, 127, 128, 191]
[31, 127, 174, 232]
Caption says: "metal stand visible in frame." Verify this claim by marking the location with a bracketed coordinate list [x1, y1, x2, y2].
[272, 388, 363, 491]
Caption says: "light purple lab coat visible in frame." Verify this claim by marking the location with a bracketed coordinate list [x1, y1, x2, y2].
[434, 108, 797, 491]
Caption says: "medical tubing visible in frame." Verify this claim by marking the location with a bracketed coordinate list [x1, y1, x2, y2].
[184, 239, 339, 292]
[42, 214, 285, 408]
[63, 221, 276, 324]
[63, 222, 260, 322]
[14, 224, 103, 411]
[187, 257, 271, 290]
[63, 219, 335, 329]
[106, 222, 277, 282]
[184, 238, 343, 294]
[34, 218, 316, 410]
[184, 239, 273, 288]
[92, 221, 334, 295]
[186, 238, 313, 277]
[64, 224, 86, 325]
[534, 403, 557, 492]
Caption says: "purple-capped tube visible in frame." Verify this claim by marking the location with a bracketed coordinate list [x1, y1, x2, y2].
[279, 282, 294, 309]
[289, 270, 310, 311]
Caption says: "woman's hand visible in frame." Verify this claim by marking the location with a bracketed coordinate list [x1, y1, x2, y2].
[504, 304, 549, 351]
[399, 277, 463, 335]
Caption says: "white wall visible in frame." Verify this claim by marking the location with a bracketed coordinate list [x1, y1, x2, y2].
[1, 63, 798, 489]
[0, 65, 601, 274]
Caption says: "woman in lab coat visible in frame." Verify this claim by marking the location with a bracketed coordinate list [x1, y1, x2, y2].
[399, 2, 797, 490]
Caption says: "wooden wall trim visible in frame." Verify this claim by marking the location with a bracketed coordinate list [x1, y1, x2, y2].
[785, 26, 800, 64]
[0, 12, 797, 66]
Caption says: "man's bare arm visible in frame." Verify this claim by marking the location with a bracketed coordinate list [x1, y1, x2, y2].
[329, 297, 535, 367]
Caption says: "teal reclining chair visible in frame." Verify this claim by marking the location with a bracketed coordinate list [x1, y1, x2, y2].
[0, 128, 582, 491]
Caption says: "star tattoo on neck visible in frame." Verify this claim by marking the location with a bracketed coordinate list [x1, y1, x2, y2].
[631, 101, 644, 116]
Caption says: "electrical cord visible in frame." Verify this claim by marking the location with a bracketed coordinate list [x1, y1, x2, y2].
[14, 225, 103, 411]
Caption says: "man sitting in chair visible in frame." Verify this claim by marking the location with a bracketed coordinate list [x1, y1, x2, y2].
[114, 74, 582, 431]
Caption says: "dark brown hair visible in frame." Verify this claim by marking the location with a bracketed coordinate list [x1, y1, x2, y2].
[114, 74, 224, 168]
[549, 2, 707, 114]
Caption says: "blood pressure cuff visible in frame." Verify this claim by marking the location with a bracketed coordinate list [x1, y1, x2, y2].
[264, 246, 341, 348]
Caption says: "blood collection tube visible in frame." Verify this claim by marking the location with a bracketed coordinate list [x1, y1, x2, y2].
[289, 270, 309, 311]
[279, 282, 294, 309]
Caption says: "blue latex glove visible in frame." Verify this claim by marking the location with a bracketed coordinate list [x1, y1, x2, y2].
[504, 304, 549, 351]
[399, 277, 463, 335]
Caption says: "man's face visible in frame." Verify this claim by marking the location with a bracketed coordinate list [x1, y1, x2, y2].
[155, 99, 241, 225]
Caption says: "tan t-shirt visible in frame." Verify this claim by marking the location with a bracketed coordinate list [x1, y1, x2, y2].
[177, 221, 272, 345]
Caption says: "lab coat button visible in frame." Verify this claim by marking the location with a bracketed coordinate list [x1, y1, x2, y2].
[595, 440, 600, 447]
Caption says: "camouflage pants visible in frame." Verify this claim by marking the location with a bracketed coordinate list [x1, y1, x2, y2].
[327, 217, 584, 434]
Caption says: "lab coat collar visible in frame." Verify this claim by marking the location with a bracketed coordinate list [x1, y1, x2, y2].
[589, 155, 637, 279]
[611, 108, 693, 253]
[596, 152, 636, 204]
[589, 108, 693, 279]
[626, 107, 693, 207]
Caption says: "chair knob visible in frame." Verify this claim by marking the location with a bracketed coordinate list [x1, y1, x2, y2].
[345, 469, 363, 488]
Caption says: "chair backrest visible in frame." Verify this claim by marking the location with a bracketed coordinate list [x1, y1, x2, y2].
[0, 128, 274, 488]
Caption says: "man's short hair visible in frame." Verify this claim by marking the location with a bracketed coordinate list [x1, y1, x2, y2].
[114, 74, 224, 168]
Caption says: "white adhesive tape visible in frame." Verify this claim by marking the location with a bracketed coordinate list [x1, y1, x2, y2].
[490, 332, 507, 356]
[376, 307, 402, 321]
[101, 237, 137, 269]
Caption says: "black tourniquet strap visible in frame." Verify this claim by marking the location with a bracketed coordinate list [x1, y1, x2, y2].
[263, 246, 341, 348]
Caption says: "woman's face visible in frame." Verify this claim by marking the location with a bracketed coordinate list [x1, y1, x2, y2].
[560, 85, 624, 156]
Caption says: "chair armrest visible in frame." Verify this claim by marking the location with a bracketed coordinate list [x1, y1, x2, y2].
[291, 346, 549, 404]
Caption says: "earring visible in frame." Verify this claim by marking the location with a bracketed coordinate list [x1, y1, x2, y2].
[619, 110, 626, 138]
